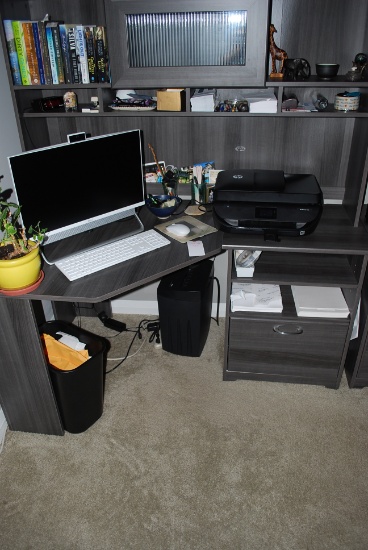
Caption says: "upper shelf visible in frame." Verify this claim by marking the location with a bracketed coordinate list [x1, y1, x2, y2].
[268, 77, 368, 88]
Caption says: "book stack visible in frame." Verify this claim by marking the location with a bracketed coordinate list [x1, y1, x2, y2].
[291, 286, 350, 318]
[230, 283, 283, 312]
[3, 19, 110, 85]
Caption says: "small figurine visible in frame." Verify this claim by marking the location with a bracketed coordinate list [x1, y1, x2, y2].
[345, 63, 362, 82]
[269, 24, 288, 78]
[63, 91, 78, 112]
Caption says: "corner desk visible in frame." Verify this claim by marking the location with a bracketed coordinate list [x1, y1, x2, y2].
[0, 205, 223, 436]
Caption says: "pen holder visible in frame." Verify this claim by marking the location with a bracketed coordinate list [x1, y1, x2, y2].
[191, 180, 207, 204]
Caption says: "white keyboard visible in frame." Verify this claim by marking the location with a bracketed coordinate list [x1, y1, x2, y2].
[55, 229, 171, 281]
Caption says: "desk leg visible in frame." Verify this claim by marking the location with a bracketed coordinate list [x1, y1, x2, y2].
[0, 297, 64, 435]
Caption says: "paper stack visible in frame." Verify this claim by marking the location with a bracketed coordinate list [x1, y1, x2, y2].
[291, 286, 350, 318]
[190, 89, 216, 112]
[231, 283, 283, 312]
[245, 89, 278, 113]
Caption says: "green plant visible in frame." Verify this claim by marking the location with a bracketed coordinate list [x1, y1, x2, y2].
[0, 176, 47, 260]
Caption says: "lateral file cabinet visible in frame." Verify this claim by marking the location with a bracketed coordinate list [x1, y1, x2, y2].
[222, 209, 368, 389]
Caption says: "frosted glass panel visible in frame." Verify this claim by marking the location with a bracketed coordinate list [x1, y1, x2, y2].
[126, 11, 247, 68]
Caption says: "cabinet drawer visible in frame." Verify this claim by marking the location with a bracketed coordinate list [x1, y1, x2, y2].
[227, 317, 349, 380]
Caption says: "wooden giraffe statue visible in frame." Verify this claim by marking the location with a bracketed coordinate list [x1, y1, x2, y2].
[269, 23, 288, 77]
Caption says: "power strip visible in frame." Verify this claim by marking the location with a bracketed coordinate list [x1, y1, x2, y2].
[98, 312, 126, 332]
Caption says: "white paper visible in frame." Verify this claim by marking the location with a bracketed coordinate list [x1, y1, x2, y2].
[231, 283, 283, 312]
[291, 286, 349, 318]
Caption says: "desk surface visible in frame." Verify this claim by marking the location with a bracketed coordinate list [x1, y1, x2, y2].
[24, 204, 223, 303]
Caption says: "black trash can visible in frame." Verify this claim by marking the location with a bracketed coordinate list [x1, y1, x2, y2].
[40, 321, 108, 434]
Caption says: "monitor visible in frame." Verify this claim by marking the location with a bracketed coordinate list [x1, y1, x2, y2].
[7, 129, 146, 262]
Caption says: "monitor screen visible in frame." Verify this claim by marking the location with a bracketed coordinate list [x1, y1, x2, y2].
[7, 129, 145, 253]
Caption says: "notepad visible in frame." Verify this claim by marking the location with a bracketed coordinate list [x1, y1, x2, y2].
[291, 286, 350, 318]
[231, 283, 283, 312]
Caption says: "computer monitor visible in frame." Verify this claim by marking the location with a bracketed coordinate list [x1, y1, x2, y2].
[7, 129, 145, 262]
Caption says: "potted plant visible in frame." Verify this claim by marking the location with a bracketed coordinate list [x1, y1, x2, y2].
[0, 175, 46, 293]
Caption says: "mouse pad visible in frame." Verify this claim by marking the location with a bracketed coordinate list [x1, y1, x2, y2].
[154, 215, 218, 243]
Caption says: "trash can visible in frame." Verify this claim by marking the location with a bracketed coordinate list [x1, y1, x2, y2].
[40, 321, 108, 434]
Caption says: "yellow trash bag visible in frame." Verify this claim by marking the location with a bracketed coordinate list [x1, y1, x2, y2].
[41, 333, 90, 371]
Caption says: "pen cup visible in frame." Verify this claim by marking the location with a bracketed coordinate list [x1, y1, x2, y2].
[191, 180, 207, 204]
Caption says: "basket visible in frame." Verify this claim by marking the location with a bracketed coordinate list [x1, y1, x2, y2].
[334, 92, 360, 111]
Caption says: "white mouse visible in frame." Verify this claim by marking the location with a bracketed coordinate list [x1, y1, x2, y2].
[166, 223, 191, 237]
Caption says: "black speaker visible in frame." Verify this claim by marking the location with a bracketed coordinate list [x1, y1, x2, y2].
[157, 259, 214, 357]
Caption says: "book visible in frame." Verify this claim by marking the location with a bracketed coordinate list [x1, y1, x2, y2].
[291, 286, 350, 318]
[58, 24, 73, 83]
[45, 23, 59, 83]
[37, 20, 52, 85]
[230, 283, 283, 312]
[65, 25, 80, 83]
[11, 20, 31, 85]
[31, 22, 45, 84]
[94, 25, 110, 83]
[49, 22, 65, 84]
[75, 25, 89, 83]
[2, 20, 22, 85]
[22, 21, 41, 84]
[84, 25, 97, 83]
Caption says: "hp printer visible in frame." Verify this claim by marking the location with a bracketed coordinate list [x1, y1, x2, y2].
[212, 169, 323, 238]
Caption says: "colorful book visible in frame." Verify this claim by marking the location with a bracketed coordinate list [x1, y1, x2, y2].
[31, 22, 45, 84]
[49, 22, 65, 84]
[58, 24, 73, 83]
[94, 25, 110, 83]
[75, 25, 89, 83]
[12, 20, 31, 85]
[65, 25, 80, 83]
[22, 21, 41, 84]
[84, 25, 97, 84]
[45, 23, 59, 83]
[37, 20, 52, 85]
[2, 20, 22, 85]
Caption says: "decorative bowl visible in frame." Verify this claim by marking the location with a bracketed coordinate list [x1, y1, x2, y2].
[316, 63, 339, 79]
[145, 195, 182, 219]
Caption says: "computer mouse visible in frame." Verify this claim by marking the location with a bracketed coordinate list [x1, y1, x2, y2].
[166, 223, 191, 237]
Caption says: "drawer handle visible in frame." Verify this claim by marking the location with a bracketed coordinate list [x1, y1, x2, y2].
[273, 324, 303, 335]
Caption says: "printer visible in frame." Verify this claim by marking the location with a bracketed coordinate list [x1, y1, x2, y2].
[212, 169, 323, 238]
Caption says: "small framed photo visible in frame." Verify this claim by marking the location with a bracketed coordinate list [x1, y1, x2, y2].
[143, 161, 165, 183]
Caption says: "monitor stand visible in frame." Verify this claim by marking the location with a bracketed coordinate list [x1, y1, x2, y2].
[41, 211, 144, 264]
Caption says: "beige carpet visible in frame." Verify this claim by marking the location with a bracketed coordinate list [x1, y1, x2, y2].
[1, 314, 368, 550]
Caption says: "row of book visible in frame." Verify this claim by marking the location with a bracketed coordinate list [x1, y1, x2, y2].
[3, 19, 110, 86]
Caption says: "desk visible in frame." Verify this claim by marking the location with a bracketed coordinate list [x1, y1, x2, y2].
[0, 205, 223, 435]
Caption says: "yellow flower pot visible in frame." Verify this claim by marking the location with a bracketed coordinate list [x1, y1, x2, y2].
[0, 246, 41, 291]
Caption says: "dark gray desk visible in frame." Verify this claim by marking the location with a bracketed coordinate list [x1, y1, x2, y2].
[0, 206, 223, 435]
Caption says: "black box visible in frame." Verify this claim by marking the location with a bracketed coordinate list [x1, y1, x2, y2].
[157, 260, 214, 357]
[40, 321, 108, 433]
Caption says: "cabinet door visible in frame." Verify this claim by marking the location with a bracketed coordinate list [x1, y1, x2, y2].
[227, 316, 349, 385]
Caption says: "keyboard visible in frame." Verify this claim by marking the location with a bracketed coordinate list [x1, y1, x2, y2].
[55, 229, 171, 281]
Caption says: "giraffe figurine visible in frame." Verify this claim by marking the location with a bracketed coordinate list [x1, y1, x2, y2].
[269, 23, 288, 78]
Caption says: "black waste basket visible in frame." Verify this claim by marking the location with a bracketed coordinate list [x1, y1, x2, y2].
[40, 321, 108, 434]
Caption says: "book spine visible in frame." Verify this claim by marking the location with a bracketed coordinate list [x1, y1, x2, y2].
[94, 26, 110, 83]
[31, 22, 45, 84]
[12, 20, 31, 85]
[75, 25, 89, 83]
[37, 21, 52, 85]
[2, 20, 22, 85]
[58, 24, 73, 84]
[84, 25, 97, 84]
[65, 25, 80, 84]
[45, 25, 59, 84]
[51, 24, 65, 84]
[22, 21, 41, 84]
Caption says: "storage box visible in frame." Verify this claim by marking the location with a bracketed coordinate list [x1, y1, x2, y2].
[157, 89, 185, 111]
